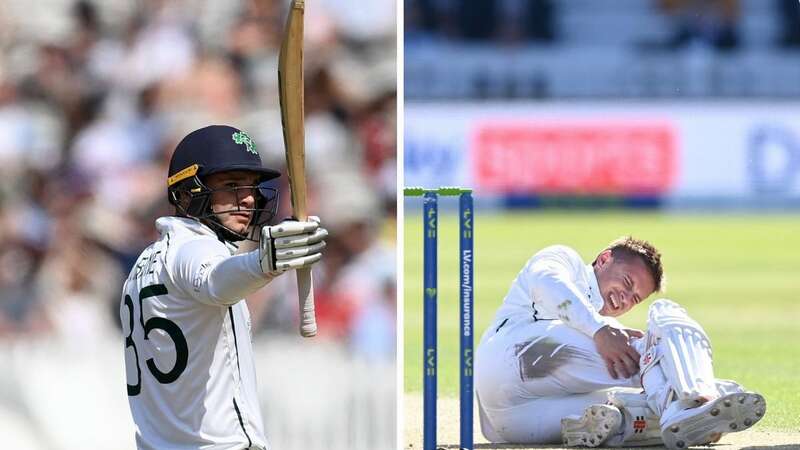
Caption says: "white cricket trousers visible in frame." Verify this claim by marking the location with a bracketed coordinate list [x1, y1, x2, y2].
[475, 316, 640, 444]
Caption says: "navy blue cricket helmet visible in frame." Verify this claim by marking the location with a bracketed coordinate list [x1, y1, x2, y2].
[167, 125, 281, 242]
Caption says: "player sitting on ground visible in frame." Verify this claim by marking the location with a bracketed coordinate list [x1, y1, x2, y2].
[474, 237, 766, 449]
[120, 125, 327, 449]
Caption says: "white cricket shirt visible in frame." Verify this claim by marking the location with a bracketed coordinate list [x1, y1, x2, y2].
[492, 245, 608, 337]
[121, 216, 270, 450]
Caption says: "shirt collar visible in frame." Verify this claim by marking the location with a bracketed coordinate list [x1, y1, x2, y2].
[585, 263, 605, 312]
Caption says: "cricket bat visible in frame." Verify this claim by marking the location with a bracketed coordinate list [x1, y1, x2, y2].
[279, 0, 317, 337]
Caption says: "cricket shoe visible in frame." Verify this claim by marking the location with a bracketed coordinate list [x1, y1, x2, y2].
[661, 392, 766, 449]
[561, 404, 622, 447]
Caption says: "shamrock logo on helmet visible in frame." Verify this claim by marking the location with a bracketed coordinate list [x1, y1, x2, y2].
[231, 131, 258, 155]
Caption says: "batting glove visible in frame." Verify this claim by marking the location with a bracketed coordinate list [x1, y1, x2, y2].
[259, 216, 327, 276]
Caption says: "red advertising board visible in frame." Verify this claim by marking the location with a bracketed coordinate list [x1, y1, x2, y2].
[472, 122, 678, 195]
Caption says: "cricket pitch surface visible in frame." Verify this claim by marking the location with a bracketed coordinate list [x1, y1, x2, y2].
[404, 394, 800, 450]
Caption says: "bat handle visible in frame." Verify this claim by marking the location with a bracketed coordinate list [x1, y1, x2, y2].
[297, 267, 317, 337]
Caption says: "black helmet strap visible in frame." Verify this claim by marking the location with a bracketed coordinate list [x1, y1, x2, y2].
[168, 174, 277, 243]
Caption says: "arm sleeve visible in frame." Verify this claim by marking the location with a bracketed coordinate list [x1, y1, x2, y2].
[527, 249, 607, 337]
[170, 238, 274, 306]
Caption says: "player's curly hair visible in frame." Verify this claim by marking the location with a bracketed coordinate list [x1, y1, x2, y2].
[606, 236, 665, 292]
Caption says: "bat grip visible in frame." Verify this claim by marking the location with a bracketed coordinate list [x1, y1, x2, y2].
[297, 267, 317, 337]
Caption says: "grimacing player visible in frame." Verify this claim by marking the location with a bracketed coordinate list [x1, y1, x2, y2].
[120, 125, 327, 449]
[475, 237, 766, 448]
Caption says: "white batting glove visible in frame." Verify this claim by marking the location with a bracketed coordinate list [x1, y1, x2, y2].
[259, 216, 327, 276]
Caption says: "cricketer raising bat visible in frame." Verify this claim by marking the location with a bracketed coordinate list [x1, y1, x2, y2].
[279, 0, 317, 337]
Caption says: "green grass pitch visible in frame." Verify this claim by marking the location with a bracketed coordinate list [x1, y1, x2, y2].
[403, 211, 800, 430]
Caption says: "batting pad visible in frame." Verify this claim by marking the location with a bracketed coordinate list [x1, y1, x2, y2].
[646, 299, 717, 407]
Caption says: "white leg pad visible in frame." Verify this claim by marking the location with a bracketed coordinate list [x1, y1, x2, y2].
[645, 299, 717, 407]
[637, 335, 674, 417]
[714, 379, 746, 396]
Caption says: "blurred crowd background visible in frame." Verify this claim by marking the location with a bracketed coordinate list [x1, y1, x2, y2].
[0, 0, 396, 448]
[405, 0, 800, 99]
[406, 0, 800, 49]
